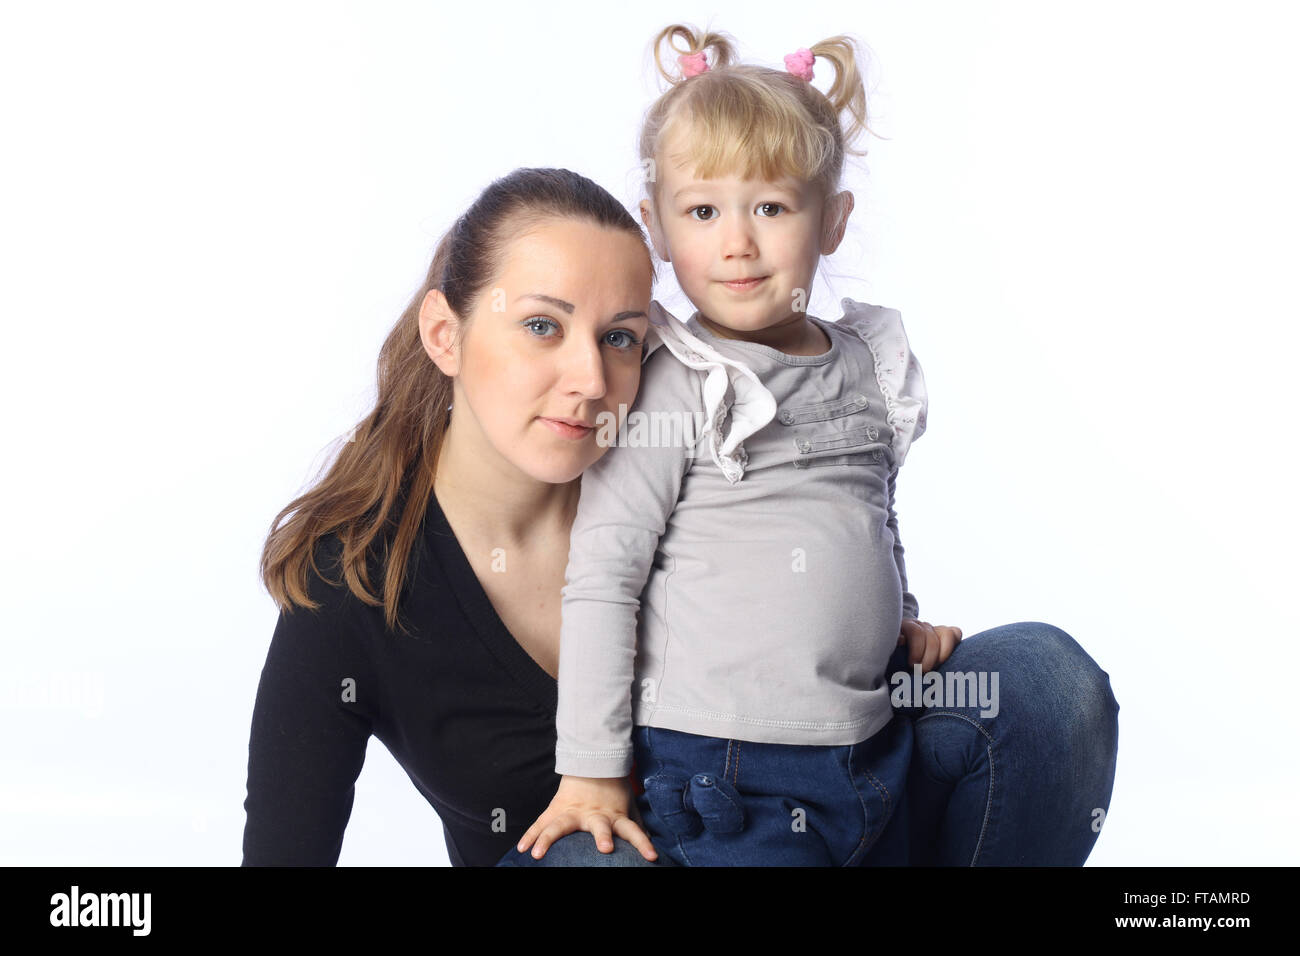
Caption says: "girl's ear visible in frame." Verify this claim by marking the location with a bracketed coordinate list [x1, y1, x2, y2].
[639, 198, 672, 262]
[820, 190, 855, 256]
[419, 289, 461, 377]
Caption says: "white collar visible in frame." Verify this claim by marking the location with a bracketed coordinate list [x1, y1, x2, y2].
[643, 301, 777, 484]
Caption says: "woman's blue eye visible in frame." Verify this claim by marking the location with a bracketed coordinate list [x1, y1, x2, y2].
[605, 329, 642, 350]
[523, 317, 560, 337]
[524, 317, 641, 351]
[757, 202, 784, 217]
[690, 205, 716, 222]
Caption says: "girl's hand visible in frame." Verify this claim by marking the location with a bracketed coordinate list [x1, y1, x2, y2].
[517, 773, 659, 862]
[898, 618, 963, 673]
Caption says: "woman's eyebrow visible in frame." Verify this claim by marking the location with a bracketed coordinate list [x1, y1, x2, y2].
[519, 293, 646, 323]
[519, 292, 574, 313]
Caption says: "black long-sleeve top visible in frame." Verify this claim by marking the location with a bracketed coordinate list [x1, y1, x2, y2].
[241, 492, 563, 866]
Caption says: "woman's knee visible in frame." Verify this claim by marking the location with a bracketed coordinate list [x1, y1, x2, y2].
[496, 831, 666, 867]
[954, 620, 1118, 739]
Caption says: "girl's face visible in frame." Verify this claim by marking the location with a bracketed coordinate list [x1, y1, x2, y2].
[640, 125, 852, 340]
[421, 217, 652, 485]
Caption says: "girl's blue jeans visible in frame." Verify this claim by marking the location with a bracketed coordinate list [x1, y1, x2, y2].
[497, 621, 1120, 866]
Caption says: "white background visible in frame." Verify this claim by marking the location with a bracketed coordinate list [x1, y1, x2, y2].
[2, 0, 1296, 866]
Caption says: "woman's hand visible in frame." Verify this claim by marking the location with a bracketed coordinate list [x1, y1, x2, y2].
[517, 773, 658, 862]
[898, 618, 963, 672]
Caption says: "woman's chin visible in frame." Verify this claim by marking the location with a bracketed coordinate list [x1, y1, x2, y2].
[519, 449, 600, 486]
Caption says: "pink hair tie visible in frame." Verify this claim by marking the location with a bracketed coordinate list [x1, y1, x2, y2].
[678, 51, 710, 78]
[784, 47, 815, 82]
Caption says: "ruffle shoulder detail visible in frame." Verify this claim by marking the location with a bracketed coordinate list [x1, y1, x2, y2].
[834, 299, 928, 468]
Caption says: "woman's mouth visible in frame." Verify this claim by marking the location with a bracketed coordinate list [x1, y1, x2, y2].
[721, 276, 767, 292]
[539, 417, 595, 440]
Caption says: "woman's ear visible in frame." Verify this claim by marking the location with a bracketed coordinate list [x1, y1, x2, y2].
[639, 198, 671, 262]
[820, 190, 855, 256]
[419, 289, 461, 377]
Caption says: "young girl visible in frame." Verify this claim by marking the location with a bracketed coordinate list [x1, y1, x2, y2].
[518, 25, 966, 866]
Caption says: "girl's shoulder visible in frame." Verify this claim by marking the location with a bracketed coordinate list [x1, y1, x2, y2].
[827, 299, 929, 468]
[827, 298, 909, 344]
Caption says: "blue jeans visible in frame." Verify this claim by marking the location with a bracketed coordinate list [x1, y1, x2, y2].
[631, 714, 913, 866]
[497, 621, 1120, 867]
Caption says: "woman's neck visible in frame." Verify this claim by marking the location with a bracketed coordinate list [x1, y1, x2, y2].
[431, 417, 580, 552]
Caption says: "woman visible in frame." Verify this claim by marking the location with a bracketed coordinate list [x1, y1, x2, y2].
[242, 166, 1118, 867]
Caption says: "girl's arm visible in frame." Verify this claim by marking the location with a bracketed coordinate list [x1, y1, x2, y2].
[518, 345, 700, 860]
[553, 345, 697, 780]
[886, 465, 921, 622]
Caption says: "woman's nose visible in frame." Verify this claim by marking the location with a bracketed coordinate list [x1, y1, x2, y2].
[561, 339, 607, 400]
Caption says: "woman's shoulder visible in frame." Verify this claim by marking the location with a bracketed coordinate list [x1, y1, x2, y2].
[279, 527, 400, 632]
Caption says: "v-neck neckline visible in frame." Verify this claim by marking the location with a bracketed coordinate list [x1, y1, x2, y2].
[422, 488, 559, 714]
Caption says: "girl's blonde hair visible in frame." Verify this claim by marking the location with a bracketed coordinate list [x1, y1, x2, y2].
[640, 23, 872, 207]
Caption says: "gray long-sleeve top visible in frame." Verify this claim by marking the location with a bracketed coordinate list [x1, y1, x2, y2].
[555, 299, 928, 778]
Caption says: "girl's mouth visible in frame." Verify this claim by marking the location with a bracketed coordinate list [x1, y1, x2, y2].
[721, 276, 767, 292]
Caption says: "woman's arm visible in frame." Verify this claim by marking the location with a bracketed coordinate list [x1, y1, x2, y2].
[241, 553, 372, 866]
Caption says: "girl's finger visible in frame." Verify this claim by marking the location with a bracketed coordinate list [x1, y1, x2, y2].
[936, 627, 960, 666]
[912, 620, 933, 667]
[585, 815, 615, 853]
[531, 818, 572, 859]
[902, 620, 927, 665]
[516, 819, 543, 853]
[613, 817, 659, 862]
[921, 630, 940, 673]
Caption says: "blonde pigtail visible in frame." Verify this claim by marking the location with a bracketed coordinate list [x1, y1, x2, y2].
[809, 35, 872, 155]
[650, 22, 738, 85]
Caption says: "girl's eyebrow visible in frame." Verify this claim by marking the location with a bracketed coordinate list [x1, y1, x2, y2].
[518, 293, 646, 323]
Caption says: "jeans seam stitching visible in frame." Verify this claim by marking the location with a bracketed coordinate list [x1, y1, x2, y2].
[842, 742, 874, 866]
[914, 711, 996, 865]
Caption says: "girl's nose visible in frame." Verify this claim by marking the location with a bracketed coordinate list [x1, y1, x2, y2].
[721, 219, 758, 258]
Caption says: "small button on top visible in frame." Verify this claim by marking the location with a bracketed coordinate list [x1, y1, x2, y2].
[779, 411, 794, 424]
[796, 440, 811, 454]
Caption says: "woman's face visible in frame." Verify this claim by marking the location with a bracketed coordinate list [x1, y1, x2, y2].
[423, 217, 653, 485]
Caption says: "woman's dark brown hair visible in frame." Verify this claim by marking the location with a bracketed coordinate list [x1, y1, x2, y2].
[259, 167, 653, 634]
